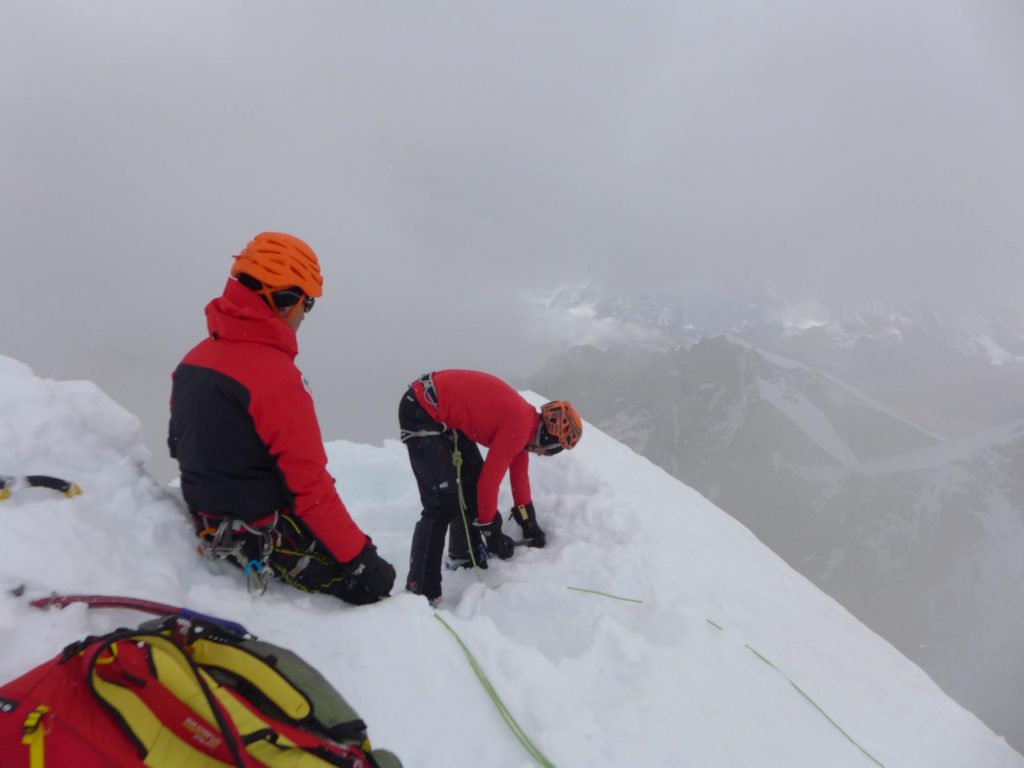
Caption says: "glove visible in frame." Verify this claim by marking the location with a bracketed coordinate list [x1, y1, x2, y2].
[473, 516, 516, 560]
[341, 540, 396, 603]
[509, 503, 546, 548]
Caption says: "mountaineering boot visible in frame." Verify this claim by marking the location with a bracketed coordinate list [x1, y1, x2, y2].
[445, 545, 489, 571]
[406, 517, 448, 601]
[446, 515, 489, 570]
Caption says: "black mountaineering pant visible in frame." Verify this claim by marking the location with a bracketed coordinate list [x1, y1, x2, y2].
[399, 388, 485, 600]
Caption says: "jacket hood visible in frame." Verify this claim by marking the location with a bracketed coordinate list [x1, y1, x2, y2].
[205, 278, 299, 359]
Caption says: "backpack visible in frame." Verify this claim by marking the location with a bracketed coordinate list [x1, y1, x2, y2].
[0, 613, 402, 768]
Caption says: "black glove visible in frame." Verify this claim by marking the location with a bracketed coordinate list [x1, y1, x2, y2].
[473, 516, 515, 560]
[509, 503, 546, 548]
[341, 540, 396, 603]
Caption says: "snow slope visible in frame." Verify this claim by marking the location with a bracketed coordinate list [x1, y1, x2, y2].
[528, 337, 1024, 753]
[0, 356, 1020, 767]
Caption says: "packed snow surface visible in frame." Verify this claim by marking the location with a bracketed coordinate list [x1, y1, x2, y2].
[0, 355, 1020, 767]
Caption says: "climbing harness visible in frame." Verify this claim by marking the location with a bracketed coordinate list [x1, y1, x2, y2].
[194, 513, 281, 596]
[194, 512, 355, 597]
[399, 373, 447, 443]
[418, 371, 439, 407]
[399, 373, 443, 441]
[398, 426, 447, 442]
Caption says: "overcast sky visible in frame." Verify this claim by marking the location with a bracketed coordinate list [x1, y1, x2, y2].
[3, 0, 1023, 479]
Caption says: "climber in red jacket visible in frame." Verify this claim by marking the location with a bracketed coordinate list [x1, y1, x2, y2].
[399, 369, 583, 603]
[169, 232, 395, 604]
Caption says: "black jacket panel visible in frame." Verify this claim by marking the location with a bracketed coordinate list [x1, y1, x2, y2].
[169, 363, 291, 520]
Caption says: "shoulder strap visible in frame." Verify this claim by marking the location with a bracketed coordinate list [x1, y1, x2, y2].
[88, 632, 257, 768]
[189, 637, 312, 722]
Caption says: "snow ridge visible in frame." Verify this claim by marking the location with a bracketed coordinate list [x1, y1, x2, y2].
[1, 357, 1021, 767]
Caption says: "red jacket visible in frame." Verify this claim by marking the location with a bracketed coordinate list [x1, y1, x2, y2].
[169, 279, 368, 563]
[412, 370, 538, 525]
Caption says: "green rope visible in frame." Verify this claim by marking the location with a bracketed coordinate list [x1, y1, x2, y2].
[451, 433, 483, 582]
[707, 618, 884, 765]
[744, 644, 885, 767]
[566, 586, 643, 604]
[434, 613, 556, 767]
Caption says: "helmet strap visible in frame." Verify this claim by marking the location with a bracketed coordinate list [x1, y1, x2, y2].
[281, 300, 304, 323]
[532, 418, 564, 455]
[533, 418, 545, 450]
[253, 284, 304, 323]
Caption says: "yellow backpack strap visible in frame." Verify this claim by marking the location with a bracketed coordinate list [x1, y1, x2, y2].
[89, 633, 251, 767]
[21, 705, 50, 768]
[201, 674, 356, 768]
[189, 638, 311, 721]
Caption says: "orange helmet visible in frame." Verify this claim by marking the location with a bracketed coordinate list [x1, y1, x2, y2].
[540, 401, 583, 451]
[231, 232, 323, 298]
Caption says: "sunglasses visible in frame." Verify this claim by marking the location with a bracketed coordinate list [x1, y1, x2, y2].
[272, 289, 316, 314]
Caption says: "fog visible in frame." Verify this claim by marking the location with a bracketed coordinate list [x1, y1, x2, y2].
[3, 0, 1023, 478]
[4, 0, 1024, 754]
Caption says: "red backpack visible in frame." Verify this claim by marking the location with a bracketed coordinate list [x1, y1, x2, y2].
[0, 614, 402, 768]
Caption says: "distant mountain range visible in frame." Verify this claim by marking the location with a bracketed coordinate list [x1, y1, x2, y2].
[525, 289, 1024, 752]
[543, 286, 1024, 437]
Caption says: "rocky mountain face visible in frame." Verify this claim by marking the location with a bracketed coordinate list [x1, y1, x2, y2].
[803, 420, 1024, 748]
[524, 306, 1024, 753]
[734, 307, 1024, 438]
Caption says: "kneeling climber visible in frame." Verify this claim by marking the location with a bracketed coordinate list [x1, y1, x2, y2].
[168, 232, 395, 605]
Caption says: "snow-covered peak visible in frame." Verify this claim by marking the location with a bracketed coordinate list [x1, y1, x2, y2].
[541, 284, 1024, 365]
[0, 356, 1020, 766]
